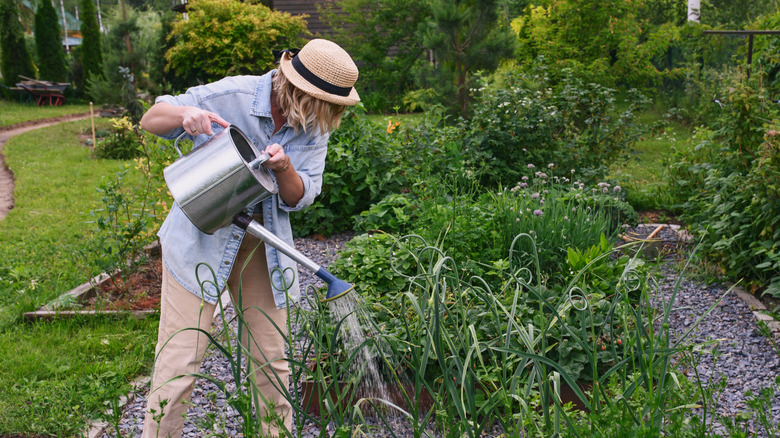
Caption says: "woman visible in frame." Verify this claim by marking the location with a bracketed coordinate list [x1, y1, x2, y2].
[139, 39, 359, 437]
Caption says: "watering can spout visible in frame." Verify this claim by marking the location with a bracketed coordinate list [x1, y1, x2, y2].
[232, 213, 355, 302]
[316, 268, 355, 301]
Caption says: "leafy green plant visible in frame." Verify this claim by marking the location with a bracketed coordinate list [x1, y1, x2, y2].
[85, 118, 176, 292]
[84, 168, 153, 293]
[464, 68, 649, 188]
[165, 0, 308, 86]
[669, 74, 780, 293]
[512, 0, 681, 92]
[354, 193, 416, 234]
[94, 117, 141, 160]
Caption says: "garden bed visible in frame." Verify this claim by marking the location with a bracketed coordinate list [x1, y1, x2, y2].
[23, 242, 162, 320]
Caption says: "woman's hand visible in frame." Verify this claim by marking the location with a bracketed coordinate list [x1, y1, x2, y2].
[181, 107, 229, 136]
[261, 143, 292, 173]
[262, 143, 303, 206]
[140, 102, 229, 136]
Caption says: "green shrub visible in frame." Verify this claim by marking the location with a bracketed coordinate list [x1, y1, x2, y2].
[165, 0, 308, 86]
[294, 106, 463, 236]
[94, 117, 140, 160]
[463, 68, 648, 188]
[669, 76, 780, 293]
[511, 0, 680, 91]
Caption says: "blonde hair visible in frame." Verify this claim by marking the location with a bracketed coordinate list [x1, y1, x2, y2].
[273, 69, 347, 134]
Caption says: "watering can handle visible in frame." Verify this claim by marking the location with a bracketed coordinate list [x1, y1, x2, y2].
[173, 132, 187, 158]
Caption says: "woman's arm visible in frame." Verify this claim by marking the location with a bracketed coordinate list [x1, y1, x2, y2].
[262, 143, 304, 207]
[140, 102, 229, 136]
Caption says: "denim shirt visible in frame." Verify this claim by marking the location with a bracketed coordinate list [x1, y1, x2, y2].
[154, 70, 328, 309]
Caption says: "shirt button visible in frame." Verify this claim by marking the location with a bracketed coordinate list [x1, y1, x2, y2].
[233, 234, 239, 239]
[224, 260, 230, 265]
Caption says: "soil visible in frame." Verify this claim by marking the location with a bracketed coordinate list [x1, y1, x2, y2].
[84, 254, 163, 312]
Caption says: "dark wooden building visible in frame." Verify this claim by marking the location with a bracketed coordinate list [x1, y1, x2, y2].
[172, 0, 339, 37]
[269, 0, 336, 37]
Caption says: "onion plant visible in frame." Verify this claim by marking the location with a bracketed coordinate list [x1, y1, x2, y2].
[151, 235, 731, 437]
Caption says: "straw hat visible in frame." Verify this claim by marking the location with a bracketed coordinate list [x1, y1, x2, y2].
[278, 39, 360, 106]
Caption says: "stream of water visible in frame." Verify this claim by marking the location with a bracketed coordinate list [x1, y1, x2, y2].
[327, 290, 396, 416]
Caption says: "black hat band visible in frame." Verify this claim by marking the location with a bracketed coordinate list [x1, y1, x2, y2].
[291, 54, 352, 97]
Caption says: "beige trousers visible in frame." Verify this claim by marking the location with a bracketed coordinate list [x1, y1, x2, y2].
[142, 232, 292, 438]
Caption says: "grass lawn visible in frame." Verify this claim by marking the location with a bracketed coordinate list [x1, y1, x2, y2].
[0, 100, 92, 128]
[0, 120, 158, 435]
[609, 107, 693, 213]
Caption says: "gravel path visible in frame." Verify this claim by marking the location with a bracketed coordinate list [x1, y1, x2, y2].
[658, 266, 780, 436]
[98, 229, 780, 437]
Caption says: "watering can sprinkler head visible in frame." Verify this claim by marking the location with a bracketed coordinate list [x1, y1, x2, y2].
[316, 268, 355, 302]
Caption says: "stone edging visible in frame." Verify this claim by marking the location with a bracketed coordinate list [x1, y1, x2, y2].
[729, 282, 780, 345]
[24, 242, 161, 321]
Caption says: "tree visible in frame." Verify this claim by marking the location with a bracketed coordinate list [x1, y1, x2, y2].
[79, 0, 103, 90]
[319, 0, 430, 112]
[419, 0, 516, 116]
[165, 0, 308, 86]
[35, 0, 67, 82]
[513, 0, 680, 91]
[0, 0, 36, 87]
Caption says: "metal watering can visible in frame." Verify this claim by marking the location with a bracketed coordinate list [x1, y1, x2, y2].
[163, 125, 353, 301]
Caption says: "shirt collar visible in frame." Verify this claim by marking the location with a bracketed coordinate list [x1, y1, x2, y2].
[250, 70, 276, 119]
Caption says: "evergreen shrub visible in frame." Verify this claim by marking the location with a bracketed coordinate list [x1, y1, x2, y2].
[0, 0, 36, 88]
[34, 0, 67, 82]
[79, 0, 104, 90]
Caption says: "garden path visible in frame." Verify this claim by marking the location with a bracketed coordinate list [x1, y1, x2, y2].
[0, 113, 90, 220]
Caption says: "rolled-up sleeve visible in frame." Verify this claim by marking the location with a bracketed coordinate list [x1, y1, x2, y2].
[279, 134, 329, 212]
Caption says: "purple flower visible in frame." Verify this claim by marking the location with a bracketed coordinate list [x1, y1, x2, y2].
[527, 163, 535, 169]
[613, 185, 622, 193]
[531, 193, 540, 199]
[533, 209, 543, 216]
[522, 176, 529, 181]
[520, 182, 528, 188]
[548, 163, 555, 168]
